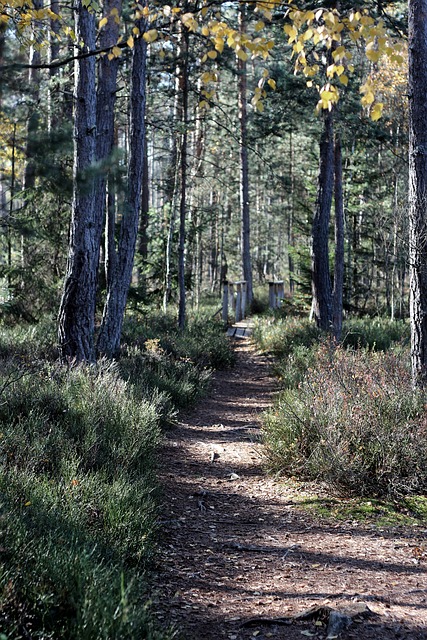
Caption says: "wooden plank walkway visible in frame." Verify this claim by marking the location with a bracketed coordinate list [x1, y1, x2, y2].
[226, 319, 254, 339]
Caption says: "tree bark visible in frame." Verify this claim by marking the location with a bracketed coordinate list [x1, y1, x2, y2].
[332, 133, 344, 340]
[58, 1, 97, 362]
[288, 130, 295, 293]
[408, 2, 427, 386]
[136, 135, 149, 297]
[21, 0, 43, 284]
[237, 3, 253, 307]
[94, 0, 121, 279]
[311, 110, 334, 331]
[178, 26, 189, 330]
[97, 21, 148, 356]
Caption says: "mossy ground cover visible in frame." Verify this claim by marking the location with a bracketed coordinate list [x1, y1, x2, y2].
[285, 483, 427, 527]
[0, 309, 233, 639]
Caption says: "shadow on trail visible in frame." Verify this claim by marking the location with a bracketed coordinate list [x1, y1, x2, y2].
[155, 339, 427, 640]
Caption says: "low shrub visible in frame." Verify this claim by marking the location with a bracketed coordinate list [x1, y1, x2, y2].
[0, 359, 170, 638]
[342, 317, 410, 351]
[252, 317, 321, 360]
[264, 345, 427, 498]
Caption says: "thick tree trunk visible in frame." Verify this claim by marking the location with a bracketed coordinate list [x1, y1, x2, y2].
[58, 1, 97, 362]
[238, 4, 253, 307]
[408, 2, 427, 386]
[97, 22, 148, 356]
[332, 134, 344, 340]
[312, 110, 334, 331]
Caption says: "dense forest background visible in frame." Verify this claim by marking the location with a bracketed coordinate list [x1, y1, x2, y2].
[0, 1, 409, 333]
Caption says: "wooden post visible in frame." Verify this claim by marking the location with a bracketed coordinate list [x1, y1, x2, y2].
[277, 281, 284, 307]
[269, 281, 276, 309]
[222, 280, 229, 324]
[235, 281, 243, 322]
[230, 282, 236, 312]
[241, 280, 247, 319]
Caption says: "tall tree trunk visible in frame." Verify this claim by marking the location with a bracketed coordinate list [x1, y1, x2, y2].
[178, 26, 189, 330]
[237, 3, 253, 307]
[311, 110, 334, 331]
[58, 1, 97, 362]
[408, 2, 427, 386]
[94, 0, 121, 281]
[21, 0, 43, 284]
[97, 20, 148, 356]
[137, 135, 149, 297]
[163, 94, 180, 311]
[288, 130, 295, 293]
[7, 124, 16, 296]
[332, 133, 344, 340]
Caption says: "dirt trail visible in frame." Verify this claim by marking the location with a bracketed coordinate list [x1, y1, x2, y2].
[153, 338, 427, 639]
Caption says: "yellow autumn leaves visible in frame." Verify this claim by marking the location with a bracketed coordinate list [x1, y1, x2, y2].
[2, 0, 406, 121]
[282, 6, 404, 120]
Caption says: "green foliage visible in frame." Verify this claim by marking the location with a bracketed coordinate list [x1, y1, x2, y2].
[120, 312, 234, 409]
[252, 316, 321, 358]
[342, 317, 410, 351]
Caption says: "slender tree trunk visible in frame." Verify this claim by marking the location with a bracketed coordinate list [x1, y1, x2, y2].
[137, 135, 149, 297]
[21, 0, 43, 285]
[408, 1, 427, 386]
[97, 20, 148, 356]
[311, 110, 334, 331]
[94, 0, 121, 287]
[58, 1, 97, 362]
[332, 133, 344, 340]
[288, 131, 295, 293]
[237, 4, 253, 307]
[391, 173, 399, 321]
[163, 102, 180, 311]
[178, 26, 189, 330]
[7, 124, 16, 296]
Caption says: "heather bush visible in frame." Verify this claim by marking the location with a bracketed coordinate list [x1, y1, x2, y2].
[264, 345, 427, 498]
[342, 317, 410, 351]
[252, 317, 321, 359]
[0, 307, 233, 639]
[0, 359, 171, 638]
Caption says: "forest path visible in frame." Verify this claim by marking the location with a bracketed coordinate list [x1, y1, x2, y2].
[152, 336, 427, 640]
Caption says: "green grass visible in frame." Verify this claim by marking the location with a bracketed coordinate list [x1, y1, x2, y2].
[0, 308, 234, 639]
